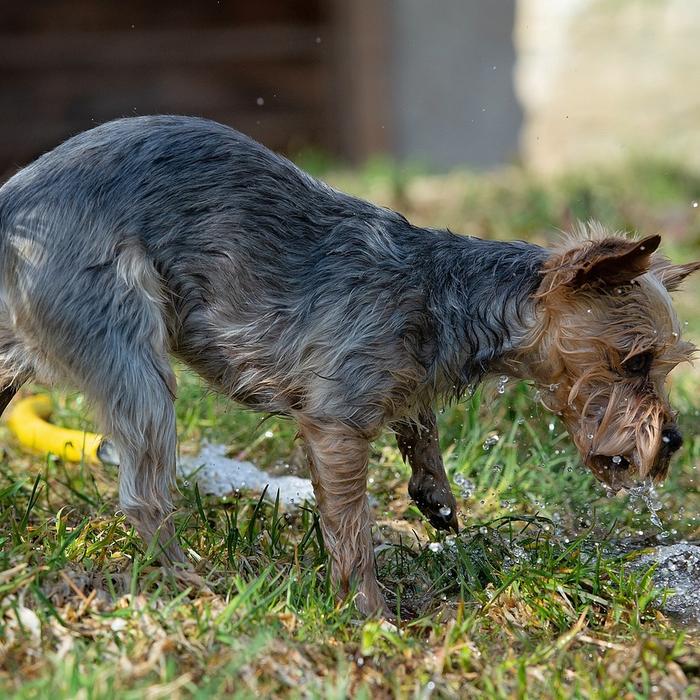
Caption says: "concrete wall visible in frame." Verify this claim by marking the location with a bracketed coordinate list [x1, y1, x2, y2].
[389, 0, 522, 169]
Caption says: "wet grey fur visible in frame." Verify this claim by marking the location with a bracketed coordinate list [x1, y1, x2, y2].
[0, 116, 548, 612]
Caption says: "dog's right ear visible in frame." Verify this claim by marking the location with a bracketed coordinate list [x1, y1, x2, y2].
[539, 235, 660, 295]
[652, 258, 700, 292]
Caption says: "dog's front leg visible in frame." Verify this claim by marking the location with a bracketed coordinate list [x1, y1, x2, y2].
[393, 411, 459, 532]
[300, 420, 388, 617]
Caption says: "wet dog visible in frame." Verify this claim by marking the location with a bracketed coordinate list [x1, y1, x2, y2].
[0, 116, 696, 615]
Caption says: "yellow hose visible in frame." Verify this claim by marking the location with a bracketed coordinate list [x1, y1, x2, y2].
[6, 394, 104, 464]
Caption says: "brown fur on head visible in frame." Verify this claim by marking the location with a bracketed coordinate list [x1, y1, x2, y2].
[525, 222, 700, 491]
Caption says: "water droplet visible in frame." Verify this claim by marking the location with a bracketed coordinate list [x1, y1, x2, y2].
[454, 474, 475, 499]
[628, 480, 664, 529]
[483, 434, 500, 450]
[438, 505, 452, 517]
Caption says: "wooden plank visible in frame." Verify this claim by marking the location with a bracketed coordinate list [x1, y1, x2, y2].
[0, 0, 325, 32]
[0, 26, 324, 69]
[0, 13, 337, 173]
[0, 63, 327, 116]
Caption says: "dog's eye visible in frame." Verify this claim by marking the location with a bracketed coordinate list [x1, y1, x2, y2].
[623, 351, 653, 375]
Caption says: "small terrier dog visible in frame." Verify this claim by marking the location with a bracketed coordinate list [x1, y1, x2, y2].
[0, 116, 697, 615]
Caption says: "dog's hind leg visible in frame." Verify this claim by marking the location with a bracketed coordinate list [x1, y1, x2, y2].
[68, 334, 184, 565]
[393, 410, 459, 532]
[300, 420, 388, 616]
[98, 359, 184, 565]
[9, 238, 186, 565]
[77, 266, 185, 565]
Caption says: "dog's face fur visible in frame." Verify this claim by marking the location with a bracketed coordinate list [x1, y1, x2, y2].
[523, 226, 700, 491]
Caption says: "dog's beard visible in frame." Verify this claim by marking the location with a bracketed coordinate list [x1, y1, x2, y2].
[566, 386, 667, 490]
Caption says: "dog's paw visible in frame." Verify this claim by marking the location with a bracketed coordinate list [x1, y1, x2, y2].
[408, 476, 459, 532]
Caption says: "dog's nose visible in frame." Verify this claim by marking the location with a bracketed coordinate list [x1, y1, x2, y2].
[661, 427, 683, 455]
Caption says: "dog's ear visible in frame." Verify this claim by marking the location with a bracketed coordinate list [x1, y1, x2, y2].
[541, 235, 660, 294]
[572, 234, 660, 287]
[652, 258, 700, 292]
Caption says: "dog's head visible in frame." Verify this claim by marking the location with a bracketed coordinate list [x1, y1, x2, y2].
[526, 224, 699, 490]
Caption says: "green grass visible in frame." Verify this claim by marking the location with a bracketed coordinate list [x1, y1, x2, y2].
[2, 160, 700, 698]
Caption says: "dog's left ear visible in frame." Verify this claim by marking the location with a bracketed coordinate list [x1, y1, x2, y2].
[541, 235, 660, 294]
[652, 259, 700, 292]
[572, 234, 660, 287]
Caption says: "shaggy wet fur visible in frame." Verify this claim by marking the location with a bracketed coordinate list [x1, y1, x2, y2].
[0, 116, 696, 615]
[521, 226, 699, 491]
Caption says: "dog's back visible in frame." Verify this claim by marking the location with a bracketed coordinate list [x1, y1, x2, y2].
[1, 114, 414, 244]
[0, 114, 383, 258]
[0, 116, 434, 419]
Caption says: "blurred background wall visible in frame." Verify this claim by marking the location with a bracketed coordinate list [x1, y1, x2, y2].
[517, 0, 700, 174]
[0, 0, 698, 176]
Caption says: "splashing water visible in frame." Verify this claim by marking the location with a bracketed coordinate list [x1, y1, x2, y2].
[454, 474, 475, 499]
[628, 480, 664, 530]
[482, 434, 500, 451]
[632, 544, 700, 626]
[178, 442, 314, 507]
